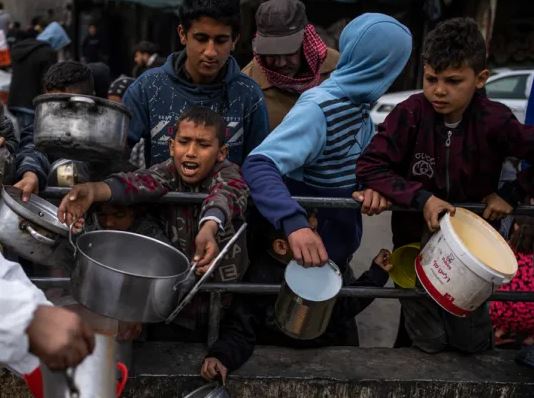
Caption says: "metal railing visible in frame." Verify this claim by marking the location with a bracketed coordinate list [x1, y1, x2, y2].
[39, 188, 534, 345]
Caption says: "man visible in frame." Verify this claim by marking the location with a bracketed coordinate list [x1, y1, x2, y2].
[242, 0, 339, 131]
[132, 40, 165, 78]
[81, 23, 108, 64]
[0, 252, 94, 374]
[123, 0, 269, 167]
[7, 21, 70, 130]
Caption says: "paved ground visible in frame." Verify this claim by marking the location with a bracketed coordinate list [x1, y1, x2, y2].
[350, 212, 401, 347]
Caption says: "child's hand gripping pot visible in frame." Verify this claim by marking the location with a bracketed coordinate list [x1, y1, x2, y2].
[57, 182, 112, 227]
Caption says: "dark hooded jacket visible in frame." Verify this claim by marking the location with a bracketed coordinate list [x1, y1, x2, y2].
[7, 39, 56, 109]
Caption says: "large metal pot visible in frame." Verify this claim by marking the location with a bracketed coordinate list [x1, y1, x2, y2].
[274, 260, 342, 340]
[0, 186, 72, 267]
[33, 93, 130, 162]
[48, 159, 91, 187]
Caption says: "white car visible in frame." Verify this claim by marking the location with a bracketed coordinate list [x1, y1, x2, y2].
[370, 68, 534, 125]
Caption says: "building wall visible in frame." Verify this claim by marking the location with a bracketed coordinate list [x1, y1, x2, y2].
[3, 0, 69, 27]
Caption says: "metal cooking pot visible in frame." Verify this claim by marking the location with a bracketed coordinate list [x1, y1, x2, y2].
[48, 159, 91, 187]
[33, 93, 130, 162]
[274, 260, 342, 340]
[70, 223, 247, 323]
[0, 186, 72, 267]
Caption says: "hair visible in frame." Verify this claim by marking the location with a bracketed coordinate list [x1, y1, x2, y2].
[0, 3, 4, 10]
[134, 40, 159, 55]
[176, 106, 227, 145]
[422, 17, 487, 74]
[179, 0, 241, 39]
[43, 61, 94, 94]
[510, 216, 534, 254]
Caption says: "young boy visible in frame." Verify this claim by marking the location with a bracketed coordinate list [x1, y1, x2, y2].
[356, 18, 534, 354]
[124, 0, 269, 168]
[241, 13, 411, 271]
[14, 61, 94, 201]
[58, 105, 248, 281]
[200, 213, 392, 383]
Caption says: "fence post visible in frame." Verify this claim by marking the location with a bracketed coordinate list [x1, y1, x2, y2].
[207, 291, 222, 346]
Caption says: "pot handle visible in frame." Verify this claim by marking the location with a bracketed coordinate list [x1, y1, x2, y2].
[20, 222, 57, 246]
[173, 261, 198, 291]
[68, 223, 78, 257]
[165, 222, 247, 324]
[64, 367, 80, 398]
[116, 362, 128, 397]
[69, 96, 96, 107]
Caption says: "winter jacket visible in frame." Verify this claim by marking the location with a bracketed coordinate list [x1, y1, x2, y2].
[0, 253, 51, 374]
[207, 251, 388, 372]
[241, 14, 412, 266]
[105, 159, 249, 282]
[7, 22, 70, 110]
[356, 92, 534, 246]
[0, 113, 18, 155]
[15, 121, 50, 191]
[123, 51, 270, 167]
[242, 48, 339, 131]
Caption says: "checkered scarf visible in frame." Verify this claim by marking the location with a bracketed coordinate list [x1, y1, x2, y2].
[255, 24, 328, 94]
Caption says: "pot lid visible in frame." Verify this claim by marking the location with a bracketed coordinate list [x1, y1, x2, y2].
[183, 383, 230, 398]
[1, 186, 69, 236]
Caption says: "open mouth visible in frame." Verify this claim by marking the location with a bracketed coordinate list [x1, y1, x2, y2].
[181, 162, 200, 176]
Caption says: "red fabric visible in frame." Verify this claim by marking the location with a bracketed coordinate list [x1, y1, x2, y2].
[255, 24, 328, 93]
[490, 252, 534, 336]
[23, 368, 43, 398]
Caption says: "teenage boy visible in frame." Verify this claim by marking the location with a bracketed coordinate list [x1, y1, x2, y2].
[356, 18, 534, 354]
[14, 61, 94, 201]
[242, 14, 412, 269]
[200, 214, 392, 383]
[242, 0, 339, 131]
[124, 0, 269, 168]
[58, 106, 248, 282]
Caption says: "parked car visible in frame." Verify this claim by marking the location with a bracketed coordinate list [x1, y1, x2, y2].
[370, 68, 534, 125]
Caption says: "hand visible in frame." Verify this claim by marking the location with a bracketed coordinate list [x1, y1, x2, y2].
[288, 227, 328, 267]
[14, 172, 40, 202]
[201, 357, 228, 384]
[117, 321, 142, 341]
[194, 220, 220, 274]
[0, 136, 5, 146]
[373, 248, 392, 272]
[26, 306, 95, 370]
[58, 182, 111, 225]
[423, 195, 455, 232]
[352, 189, 391, 216]
[482, 193, 513, 221]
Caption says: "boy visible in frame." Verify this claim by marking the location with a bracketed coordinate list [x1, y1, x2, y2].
[242, 14, 412, 269]
[58, 106, 248, 281]
[200, 213, 392, 383]
[14, 60, 94, 201]
[356, 18, 534, 354]
[124, 0, 269, 168]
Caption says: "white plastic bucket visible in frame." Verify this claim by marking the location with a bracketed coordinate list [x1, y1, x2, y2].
[415, 208, 518, 317]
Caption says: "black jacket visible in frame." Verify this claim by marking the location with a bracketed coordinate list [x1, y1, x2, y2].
[7, 39, 57, 109]
[207, 252, 389, 371]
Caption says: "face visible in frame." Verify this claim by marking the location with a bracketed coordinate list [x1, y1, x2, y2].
[423, 64, 489, 123]
[178, 17, 238, 84]
[97, 203, 135, 231]
[169, 119, 227, 185]
[88, 25, 97, 36]
[134, 51, 149, 66]
[107, 94, 122, 103]
[262, 50, 303, 77]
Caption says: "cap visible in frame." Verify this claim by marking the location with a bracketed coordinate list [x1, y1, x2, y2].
[253, 0, 307, 55]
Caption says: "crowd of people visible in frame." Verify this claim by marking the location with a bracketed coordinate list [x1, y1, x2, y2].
[1, 0, 534, 388]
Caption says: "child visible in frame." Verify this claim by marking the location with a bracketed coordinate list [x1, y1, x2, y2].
[14, 61, 94, 201]
[356, 18, 534, 354]
[200, 213, 392, 383]
[242, 13, 411, 270]
[59, 105, 248, 278]
[490, 216, 534, 347]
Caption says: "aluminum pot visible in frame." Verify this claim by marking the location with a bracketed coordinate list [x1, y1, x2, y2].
[33, 93, 130, 162]
[70, 230, 191, 323]
[48, 159, 91, 187]
[274, 260, 342, 340]
[0, 186, 72, 267]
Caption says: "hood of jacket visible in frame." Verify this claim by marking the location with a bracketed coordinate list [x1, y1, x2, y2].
[10, 38, 50, 62]
[161, 51, 242, 97]
[37, 21, 71, 51]
[322, 13, 412, 104]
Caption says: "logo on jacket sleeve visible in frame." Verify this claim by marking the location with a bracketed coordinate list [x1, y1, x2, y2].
[412, 152, 435, 178]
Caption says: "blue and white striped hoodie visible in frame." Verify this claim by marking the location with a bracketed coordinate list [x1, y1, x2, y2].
[242, 13, 412, 266]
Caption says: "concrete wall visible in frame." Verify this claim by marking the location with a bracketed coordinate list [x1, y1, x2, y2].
[3, 0, 69, 27]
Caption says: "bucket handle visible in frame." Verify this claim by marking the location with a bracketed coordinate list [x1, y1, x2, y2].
[68, 223, 78, 257]
[165, 223, 247, 324]
[116, 362, 128, 397]
[69, 96, 96, 107]
[20, 221, 57, 246]
[64, 367, 80, 398]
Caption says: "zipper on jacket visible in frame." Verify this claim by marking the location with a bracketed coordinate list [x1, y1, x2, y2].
[445, 130, 452, 198]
